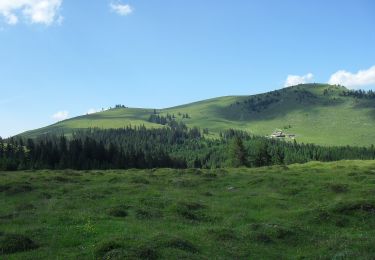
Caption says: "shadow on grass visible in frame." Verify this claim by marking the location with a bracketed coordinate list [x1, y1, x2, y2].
[0, 234, 38, 255]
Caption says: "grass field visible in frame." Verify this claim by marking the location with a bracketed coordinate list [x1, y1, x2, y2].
[20, 84, 375, 147]
[1, 160, 375, 259]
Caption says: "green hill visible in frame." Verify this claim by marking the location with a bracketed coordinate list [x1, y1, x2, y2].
[20, 84, 375, 146]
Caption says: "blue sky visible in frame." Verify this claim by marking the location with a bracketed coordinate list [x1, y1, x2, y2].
[0, 0, 374, 137]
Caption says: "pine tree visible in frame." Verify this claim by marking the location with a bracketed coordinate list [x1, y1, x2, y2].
[229, 137, 247, 167]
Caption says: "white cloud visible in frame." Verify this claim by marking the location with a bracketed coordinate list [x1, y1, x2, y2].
[3, 11, 18, 24]
[328, 66, 375, 89]
[110, 2, 133, 16]
[86, 108, 100, 115]
[284, 73, 314, 87]
[52, 110, 69, 121]
[0, 0, 63, 26]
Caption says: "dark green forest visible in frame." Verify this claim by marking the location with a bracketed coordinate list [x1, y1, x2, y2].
[1, 123, 374, 171]
[340, 89, 375, 99]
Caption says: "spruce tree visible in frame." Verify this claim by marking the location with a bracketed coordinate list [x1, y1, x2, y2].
[229, 137, 247, 167]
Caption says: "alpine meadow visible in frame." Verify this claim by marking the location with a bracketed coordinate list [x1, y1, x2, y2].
[1, 0, 375, 259]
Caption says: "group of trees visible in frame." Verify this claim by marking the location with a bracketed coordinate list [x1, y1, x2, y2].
[1, 126, 374, 171]
[294, 89, 317, 103]
[0, 125, 194, 171]
[230, 94, 281, 114]
[148, 113, 191, 126]
[148, 114, 175, 125]
[341, 90, 375, 99]
[230, 87, 320, 115]
[242, 97, 280, 113]
[114, 104, 127, 108]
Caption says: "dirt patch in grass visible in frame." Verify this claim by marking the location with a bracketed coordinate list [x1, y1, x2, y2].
[0, 234, 38, 254]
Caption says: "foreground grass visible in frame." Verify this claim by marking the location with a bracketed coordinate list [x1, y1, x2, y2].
[1, 160, 375, 259]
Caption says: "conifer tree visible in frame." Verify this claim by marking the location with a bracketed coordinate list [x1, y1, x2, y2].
[229, 137, 247, 167]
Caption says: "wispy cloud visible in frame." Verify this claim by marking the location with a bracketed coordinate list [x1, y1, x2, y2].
[0, 0, 63, 26]
[110, 2, 133, 16]
[52, 110, 69, 121]
[284, 73, 313, 87]
[328, 65, 375, 89]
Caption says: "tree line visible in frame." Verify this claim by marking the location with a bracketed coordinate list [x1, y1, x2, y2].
[0, 125, 374, 171]
[340, 89, 375, 99]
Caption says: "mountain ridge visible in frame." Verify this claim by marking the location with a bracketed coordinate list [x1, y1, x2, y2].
[18, 84, 375, 147]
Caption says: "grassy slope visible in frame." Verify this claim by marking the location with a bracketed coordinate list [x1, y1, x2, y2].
[1, 161, 375, 259]
[20, 84, 375, 146]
